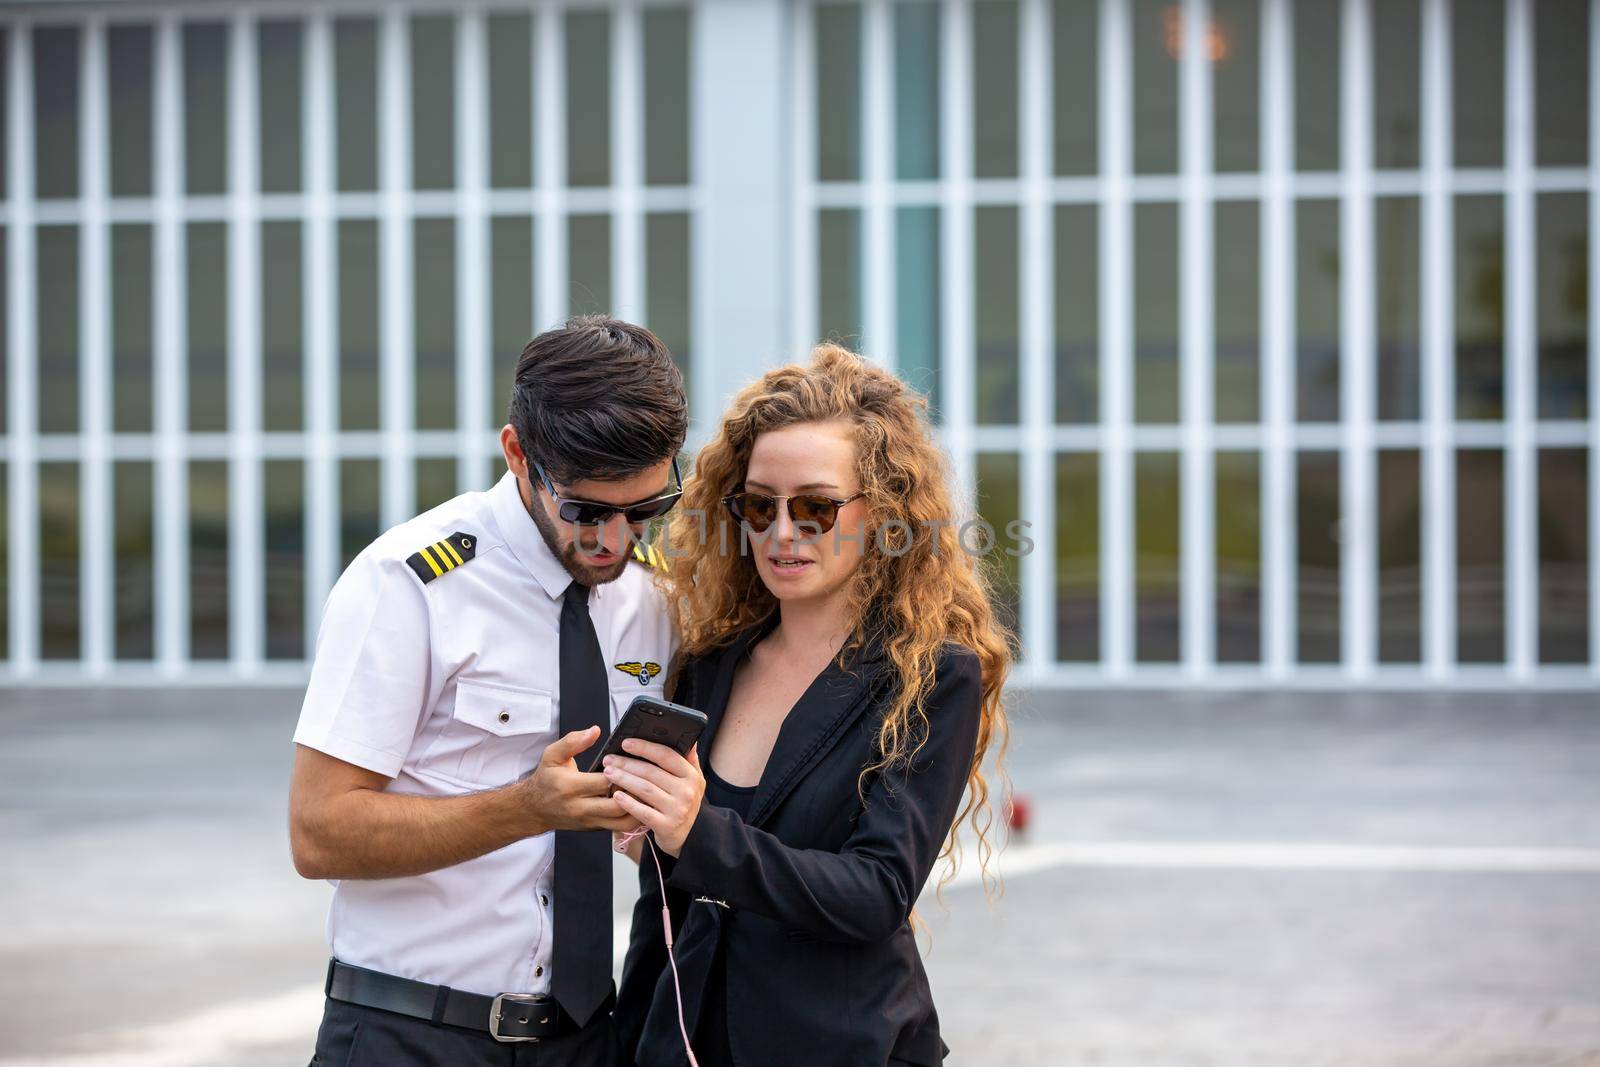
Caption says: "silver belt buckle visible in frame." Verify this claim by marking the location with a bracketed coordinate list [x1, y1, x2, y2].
[489, 992, 550, 1043]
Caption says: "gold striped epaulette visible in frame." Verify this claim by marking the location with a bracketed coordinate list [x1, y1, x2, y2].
[629, 541, 668, 572]
[405, 531, 477, 584]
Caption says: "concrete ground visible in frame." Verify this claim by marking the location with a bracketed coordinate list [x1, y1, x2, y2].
[0, 686, 1597, 1066]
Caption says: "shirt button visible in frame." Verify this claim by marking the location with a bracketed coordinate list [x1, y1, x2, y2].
[498, 710, 511, 724]
[535, 966, 544, 977]
[540, 894, 549, 906]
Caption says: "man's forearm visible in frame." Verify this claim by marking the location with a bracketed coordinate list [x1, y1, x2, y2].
[295, 783, 542, 880]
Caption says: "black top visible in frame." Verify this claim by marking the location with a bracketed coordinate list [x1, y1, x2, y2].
[615, 622, 984, 1067]
[702, 759, 757, 820]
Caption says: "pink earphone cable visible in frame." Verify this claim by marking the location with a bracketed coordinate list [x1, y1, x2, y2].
[615, 827, 700, 1067]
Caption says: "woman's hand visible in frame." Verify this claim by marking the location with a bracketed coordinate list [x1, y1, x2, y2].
[602, 739, 706, 857]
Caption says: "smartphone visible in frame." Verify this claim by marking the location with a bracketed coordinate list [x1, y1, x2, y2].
[586, 694, 708, 774]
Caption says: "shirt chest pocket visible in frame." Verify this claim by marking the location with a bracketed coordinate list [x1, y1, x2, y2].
[424, 680, 554, 787]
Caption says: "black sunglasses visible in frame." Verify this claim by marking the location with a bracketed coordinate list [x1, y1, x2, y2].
[533, 458, 683, 526]
[722, 490, 866, 534]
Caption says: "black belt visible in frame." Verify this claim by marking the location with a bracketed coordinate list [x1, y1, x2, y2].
[325, 958, 612, 1043]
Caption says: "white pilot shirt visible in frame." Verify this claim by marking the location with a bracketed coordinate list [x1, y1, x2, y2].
[292, 469, 678, 998]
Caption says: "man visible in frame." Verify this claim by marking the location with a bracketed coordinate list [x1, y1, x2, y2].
[289, 316, 686, 1064]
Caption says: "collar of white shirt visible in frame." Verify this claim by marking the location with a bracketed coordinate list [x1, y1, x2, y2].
[488, 471, 575, 602]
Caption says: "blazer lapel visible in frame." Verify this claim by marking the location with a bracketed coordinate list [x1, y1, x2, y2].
[744, 640, 889, 828]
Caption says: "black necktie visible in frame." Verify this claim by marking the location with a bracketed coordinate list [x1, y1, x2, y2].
[553, 579, 612, 1028]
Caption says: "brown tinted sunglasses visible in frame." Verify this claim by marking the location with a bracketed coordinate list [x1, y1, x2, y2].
[722, 491, 866, 534]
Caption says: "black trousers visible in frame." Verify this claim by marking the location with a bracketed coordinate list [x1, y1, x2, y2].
[309, 997, 617, 1067]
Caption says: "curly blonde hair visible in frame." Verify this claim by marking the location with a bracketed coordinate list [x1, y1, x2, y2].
[661, 343, 1012, 894]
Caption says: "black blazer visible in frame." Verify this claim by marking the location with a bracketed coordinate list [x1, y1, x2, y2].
[613, 619, 984, 1066]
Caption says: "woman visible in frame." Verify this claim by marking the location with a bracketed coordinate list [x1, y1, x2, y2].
[605, 345, 1011, 1066]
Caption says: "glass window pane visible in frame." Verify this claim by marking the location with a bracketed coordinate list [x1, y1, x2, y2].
[188, 222, 228, 433]
[259, 21, 303, 195]
[491, 215, 534, 428]
[1213, 0, 1260, 173]
[816, 4, 862, 182]
[1453, 0, 1503, 168]
[114, 460, 155, 660]
[113, 224, 154, 433]
[975, 204, 1019, 425]
[975, 451, 1021, 637]
[566, 11, 611, 188]
[414, 218, 456, 430]
[895, 206, 940, 416]
[39, 462, 80, 660]
[1377, 449, 1422, 663]
[1297, 450, 1341, 663]
[1215, 200, 1259, 422]
[339, 219, 380, 431]
[644, 8, 691, 186]
[1456, 448, 1505, 663]
[488, 13, 533, 190]
[1372, 0, 1421, 170]
[35, 27, 79, 199]
[1296, 199, 1340, 422]
[1056, 204, 1098, 424]
[263, 221, 303, 432]
[38, 226, 79, 435]
[1535, 0, 1588, 167]
[894, 1, 940, 181]
[1135, 202, 1178, 424]
[335, 18, 379, 192]
[1538, 192, 1588, 419]
[265, 460, 304, 660]
[646, 212, 693, 401]
[412, 15, 455, 192]
[1376, 197, 1421, 421]
[1538, 448, 1589, 664]
[973, 0, 1019, 179]
[1216, 450, 1261, 663]
[1294, 0, 1339, 171]
[1132, 0, 1178, 175]
[184, 23, 228, 196]
[817, 208, 863, 345]
[568, 213, 612, 317]
[1135, 450, 1180, 663]
[1053, 0, 1097, 176]
[190, 461, 229, 660]
[1055, 452, 1099, 661]
[109, 25, 155, 198]
[1455, 195, 1504, 420]
[340, 459, 380, 572]
[416, 457, 455, 512]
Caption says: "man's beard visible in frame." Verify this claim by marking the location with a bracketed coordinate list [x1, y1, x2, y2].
[525, 485, 631, 588]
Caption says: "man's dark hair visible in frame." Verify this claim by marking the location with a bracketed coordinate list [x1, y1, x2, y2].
[508, 315, 688, 485]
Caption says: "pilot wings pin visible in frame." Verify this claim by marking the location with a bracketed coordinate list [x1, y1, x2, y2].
[613, 661, 662, 686]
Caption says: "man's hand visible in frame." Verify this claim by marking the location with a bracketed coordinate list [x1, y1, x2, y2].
[511, 726, 641, 836]
[288, 727, 638, 882]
